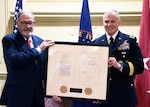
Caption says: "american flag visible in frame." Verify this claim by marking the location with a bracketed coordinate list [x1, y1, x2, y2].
[13, 0, 22, 33]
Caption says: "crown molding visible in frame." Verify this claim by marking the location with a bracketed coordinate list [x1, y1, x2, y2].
[10, 11, 141, 25]
[27, 0, 141, 2]
[10, 11, 141, 20]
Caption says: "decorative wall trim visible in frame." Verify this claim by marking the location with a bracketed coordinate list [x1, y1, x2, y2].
[8, 11, 141, 41]
[27, 0, 141, 2]
[10, 11, 141, 22]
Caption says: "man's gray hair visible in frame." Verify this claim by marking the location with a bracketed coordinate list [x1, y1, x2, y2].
[17, 11, 34, 21]
[103, 10, 120, 21]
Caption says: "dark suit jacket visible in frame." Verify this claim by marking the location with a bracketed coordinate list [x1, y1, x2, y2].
[92, 31, 144, 107]
[0, 31, 47, 107]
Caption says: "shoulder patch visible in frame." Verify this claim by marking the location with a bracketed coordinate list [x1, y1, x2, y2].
[130, 35, 135, 39]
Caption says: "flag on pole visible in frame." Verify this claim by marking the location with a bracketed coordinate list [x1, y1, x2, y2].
[78, 0, 93, 44]
[136, 0, 150, 107]
[13, 0, 22, 33]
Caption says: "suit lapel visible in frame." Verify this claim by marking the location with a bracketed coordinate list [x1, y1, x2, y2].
[32, 36, 40, 48]
[15, 32, 29, 52]
[94, 32, 128, 53]
[99, 34, 108, 45]
[15, 32, 41, 52]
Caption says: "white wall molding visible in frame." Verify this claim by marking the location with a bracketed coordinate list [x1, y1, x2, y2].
[10, 11, 141, 25]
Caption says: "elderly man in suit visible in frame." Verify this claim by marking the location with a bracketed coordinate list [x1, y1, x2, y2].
[92, 10, 144, 107]
[0, 11, 57, 107]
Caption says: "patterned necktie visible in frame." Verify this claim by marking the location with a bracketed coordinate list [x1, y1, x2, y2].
[26, 38, 37, 65]
[27, 38, 31, 48]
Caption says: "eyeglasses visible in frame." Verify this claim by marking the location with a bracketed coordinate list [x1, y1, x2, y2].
[19, 21, 35, 26]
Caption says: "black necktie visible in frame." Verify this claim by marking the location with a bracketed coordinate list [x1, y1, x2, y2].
[109, 37, 114, 46]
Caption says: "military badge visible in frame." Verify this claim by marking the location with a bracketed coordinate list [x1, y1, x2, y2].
[118, 40, 130, 50]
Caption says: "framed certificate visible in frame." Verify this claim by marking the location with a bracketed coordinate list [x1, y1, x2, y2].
[45, 42, 110, 101]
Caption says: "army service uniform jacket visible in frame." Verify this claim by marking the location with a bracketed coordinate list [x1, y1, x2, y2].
[92, 31, 144, 107]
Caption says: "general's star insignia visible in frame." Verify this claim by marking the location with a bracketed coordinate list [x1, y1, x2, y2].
[143, 57, 150, 70]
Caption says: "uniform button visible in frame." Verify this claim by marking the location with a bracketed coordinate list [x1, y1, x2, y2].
[131, 84, 133, 86]
[110, 78, 112, 81]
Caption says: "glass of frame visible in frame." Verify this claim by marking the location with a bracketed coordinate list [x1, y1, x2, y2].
[45, 42, 110, 101]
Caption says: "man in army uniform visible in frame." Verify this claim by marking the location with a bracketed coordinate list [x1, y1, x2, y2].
[92, 10, 144, 107]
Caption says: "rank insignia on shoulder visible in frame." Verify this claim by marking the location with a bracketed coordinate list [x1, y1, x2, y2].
[118, 40, 130, 50]
[130, 35, 135, 39]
